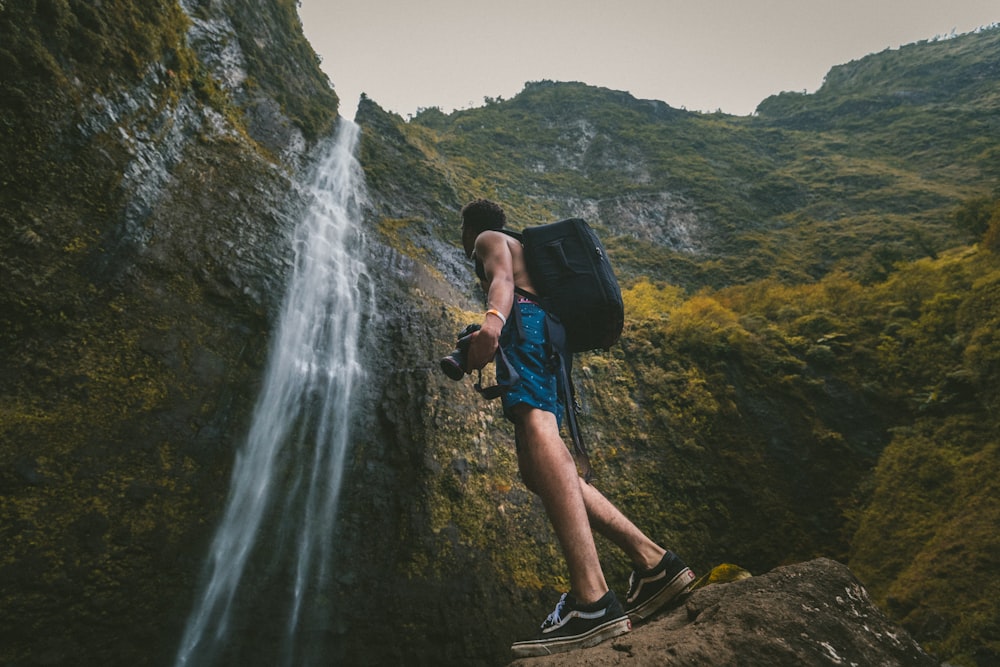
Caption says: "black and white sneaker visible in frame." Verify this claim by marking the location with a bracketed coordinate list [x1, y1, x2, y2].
[624, 550, 696, 622]
[510, 590, 631, 658]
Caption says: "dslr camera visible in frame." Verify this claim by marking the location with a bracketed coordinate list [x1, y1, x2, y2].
[440, 323, 481, 380]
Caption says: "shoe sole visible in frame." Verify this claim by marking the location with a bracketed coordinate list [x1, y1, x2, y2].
[510, 616, 632, 658]
[627, 567, 696, 622]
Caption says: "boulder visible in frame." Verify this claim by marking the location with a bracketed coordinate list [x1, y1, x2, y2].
[510, 558, 938, 666]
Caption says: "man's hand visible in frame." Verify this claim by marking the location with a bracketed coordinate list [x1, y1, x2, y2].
[466, 318, 502, 370]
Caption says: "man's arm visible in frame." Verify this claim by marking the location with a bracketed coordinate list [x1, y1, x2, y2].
[466, 231, 514, 370]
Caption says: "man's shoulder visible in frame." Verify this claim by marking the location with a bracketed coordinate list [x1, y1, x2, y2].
[476, 229, 521, 252]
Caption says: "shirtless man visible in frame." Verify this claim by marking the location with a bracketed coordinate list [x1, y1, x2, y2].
[459, 199, 695, 657]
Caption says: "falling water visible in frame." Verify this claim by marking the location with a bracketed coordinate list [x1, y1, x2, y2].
[175, 119, 373, 666]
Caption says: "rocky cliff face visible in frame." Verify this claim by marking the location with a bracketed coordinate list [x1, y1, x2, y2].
[1, 1, 337, 664]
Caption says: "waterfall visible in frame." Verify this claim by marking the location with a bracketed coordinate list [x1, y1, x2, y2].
[175, 119, 373, 666]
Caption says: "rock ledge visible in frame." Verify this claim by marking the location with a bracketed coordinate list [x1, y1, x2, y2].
[510, 558, 938, 666]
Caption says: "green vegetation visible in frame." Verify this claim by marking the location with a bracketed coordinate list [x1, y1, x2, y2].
[0, 0, 191, 87]
[217, 0, 339, 141]
[671, 232, 998, 661]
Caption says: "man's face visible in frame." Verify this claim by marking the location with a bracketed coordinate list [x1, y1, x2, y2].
[462, 224, 478, 259]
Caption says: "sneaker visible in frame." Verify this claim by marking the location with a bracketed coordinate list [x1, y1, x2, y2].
[510, 590, 632, 658]
[624, 550, 696, 622]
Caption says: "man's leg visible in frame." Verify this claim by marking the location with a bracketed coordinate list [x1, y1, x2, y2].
[577, 481, 695, 622]
[578, 481, 665, 572]
[514, 405, 608, 604]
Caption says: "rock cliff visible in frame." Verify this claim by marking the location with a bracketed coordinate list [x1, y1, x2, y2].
[1, 1, 338, 664]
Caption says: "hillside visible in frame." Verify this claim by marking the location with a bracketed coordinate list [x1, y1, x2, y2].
[364, 27, 999, 288]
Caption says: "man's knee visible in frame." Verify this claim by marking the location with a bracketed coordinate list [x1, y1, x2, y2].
[514, 431, 540, 494]
[513, 407, 547, 493]
[513, 405, 571, 493]
[513, 404, 557, 438]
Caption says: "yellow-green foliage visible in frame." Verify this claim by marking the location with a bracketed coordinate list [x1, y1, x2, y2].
[0, 0, 191, 87]
[966, 196, 1000, 252]
[692, 563, 753, 589]
[850, 423, 1000, 666]
[621, 280, 685, 322]
[0, 266, 236, 636]
[984, 215, 1000, 252]
[378, 217, 432, 263]
[615, 241, 1000, 666]
[720, 247, 1000, 665]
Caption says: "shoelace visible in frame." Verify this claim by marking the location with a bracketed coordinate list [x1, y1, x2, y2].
[541, 593, 569, 629]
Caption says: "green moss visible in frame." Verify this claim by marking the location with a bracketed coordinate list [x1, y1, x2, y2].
[221, 0, 338, 141]
[692, 563, 753, 589]
[377, 217, 435, 264]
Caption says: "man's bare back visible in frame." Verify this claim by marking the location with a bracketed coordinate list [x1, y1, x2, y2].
[474, 230, 538, 297]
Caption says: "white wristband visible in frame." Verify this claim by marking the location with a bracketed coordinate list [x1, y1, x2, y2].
[485, 309, 507, 325]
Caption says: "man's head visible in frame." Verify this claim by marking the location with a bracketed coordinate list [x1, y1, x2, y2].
[461, 199, 506, 258]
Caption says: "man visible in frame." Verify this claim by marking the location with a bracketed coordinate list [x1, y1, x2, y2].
[459, 199, 696, 657]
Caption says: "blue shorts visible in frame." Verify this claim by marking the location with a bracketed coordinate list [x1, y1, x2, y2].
[498, 299, 564, 426]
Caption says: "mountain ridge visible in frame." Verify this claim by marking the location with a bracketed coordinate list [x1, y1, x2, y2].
[360, 28, 999, 289]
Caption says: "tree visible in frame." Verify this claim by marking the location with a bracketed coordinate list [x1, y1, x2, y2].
[953, 196, 996, 238]
[982, 203, 1000, 252]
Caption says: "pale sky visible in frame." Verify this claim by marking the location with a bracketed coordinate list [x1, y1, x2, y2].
[298, 0, 998, 120]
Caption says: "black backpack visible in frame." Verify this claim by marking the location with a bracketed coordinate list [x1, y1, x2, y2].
[519, 218, 624, 353]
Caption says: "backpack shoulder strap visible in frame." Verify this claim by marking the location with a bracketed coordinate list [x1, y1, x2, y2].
[542, 313, 593, 482]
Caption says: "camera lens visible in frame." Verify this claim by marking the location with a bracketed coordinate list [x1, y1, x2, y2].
[440, 353, 466, 381]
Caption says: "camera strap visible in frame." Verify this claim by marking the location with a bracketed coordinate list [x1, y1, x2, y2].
[474, 346, 520, 400]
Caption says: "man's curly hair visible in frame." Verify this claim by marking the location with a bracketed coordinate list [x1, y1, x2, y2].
[461, 199, 507, 234]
